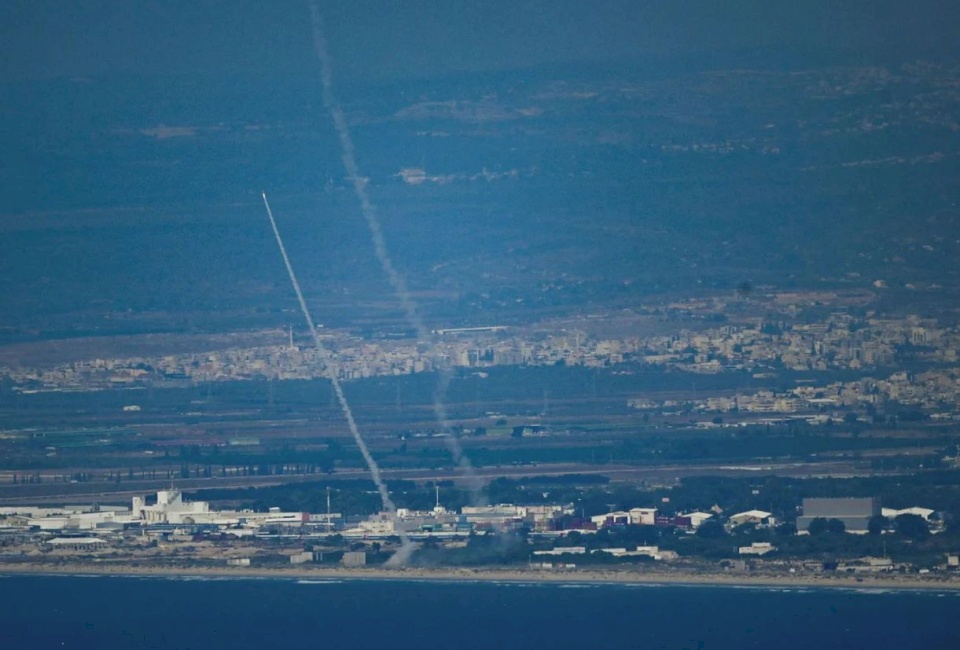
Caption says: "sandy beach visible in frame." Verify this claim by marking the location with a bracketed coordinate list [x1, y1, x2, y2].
[3, 561, 959, 591]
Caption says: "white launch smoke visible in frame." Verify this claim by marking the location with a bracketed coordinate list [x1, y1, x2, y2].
[262, 192, 415, 560]
[307, 1, 484, 503]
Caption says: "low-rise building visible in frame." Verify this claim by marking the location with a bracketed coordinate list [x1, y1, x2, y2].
[47, 536, 109, 551]
[591, 508, 658, 528]
[796, 497, 880, 534]
[594, 546, 671, 560]
[739, 542, 776, 556]
[533, 546, 586, 556]
[679, 512, 715, 530]
[342, 551, 367, 567]
[289, 551, 314, 564]
[728, 510, 776, 528]
[882, 507, 935, 521]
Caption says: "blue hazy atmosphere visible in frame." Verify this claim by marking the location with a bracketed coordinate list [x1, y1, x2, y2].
[2, 5, 960, 647]
[1, 575, 958, 649]
[1, 2, 959, 337]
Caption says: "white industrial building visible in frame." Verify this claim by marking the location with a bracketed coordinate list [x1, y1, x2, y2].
[1, 490, 304, 533]
[591, 507, 657, 528]
[595, 546, 674, 560]
[881, 506, 935, 521]
[533, 546, 587, 556]
[0, 504, 136, 532]
[728, 510, 776, 528]
[33, 511, 133, 531]
[629, 507, 658, 525]
[461, 504, 534, 527]
[46, 536, 109, 550]
[133, 490, 213, 524]
[739, 542, 777, 556]
[133, 490, 304, 528]
[679, 512, 715, 529]
[344, 513, 399, 537]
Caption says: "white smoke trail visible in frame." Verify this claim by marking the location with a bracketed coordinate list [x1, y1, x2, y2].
[307, 1, 484, 503]
[262, 191, 416, 561]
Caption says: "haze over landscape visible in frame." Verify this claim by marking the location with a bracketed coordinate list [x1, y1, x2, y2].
[3, 2, 960, 648]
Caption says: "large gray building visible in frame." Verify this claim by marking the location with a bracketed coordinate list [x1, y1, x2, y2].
[796, 497, 880, 533]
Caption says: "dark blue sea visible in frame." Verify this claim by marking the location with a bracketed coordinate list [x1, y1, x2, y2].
[1, 574, 958, 649]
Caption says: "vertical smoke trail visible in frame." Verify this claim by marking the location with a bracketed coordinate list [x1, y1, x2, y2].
[261, 192, 415, 561]
[307, 1, 484, 503]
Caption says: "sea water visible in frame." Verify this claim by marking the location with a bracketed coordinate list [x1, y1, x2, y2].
[0, 574, 957, 649]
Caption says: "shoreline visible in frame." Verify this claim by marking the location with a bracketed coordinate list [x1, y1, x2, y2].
[3, 562, 959, 592]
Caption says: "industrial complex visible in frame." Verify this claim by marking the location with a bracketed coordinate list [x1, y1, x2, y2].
[0, 492, 948, 573]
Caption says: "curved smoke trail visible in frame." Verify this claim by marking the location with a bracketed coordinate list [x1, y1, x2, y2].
[261, 192, 415, 562]
[307, 1, 484, 503]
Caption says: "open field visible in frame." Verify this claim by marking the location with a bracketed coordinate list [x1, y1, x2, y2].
[0, 459, 879, 506]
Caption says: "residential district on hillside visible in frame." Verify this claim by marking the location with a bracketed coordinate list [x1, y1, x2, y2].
[0, 489, 956, 575]
[5, 307, 960, 423]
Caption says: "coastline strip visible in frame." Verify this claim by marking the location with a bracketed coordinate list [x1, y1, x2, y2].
[2, 563, 959, 592]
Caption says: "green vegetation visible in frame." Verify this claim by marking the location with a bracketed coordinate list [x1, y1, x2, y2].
[172, 468, 960, 569]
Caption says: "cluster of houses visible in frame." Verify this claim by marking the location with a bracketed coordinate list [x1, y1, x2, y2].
[8, 307, 960, 401]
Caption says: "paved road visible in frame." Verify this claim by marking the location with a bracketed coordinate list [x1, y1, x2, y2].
[0, 459, 883, 505]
